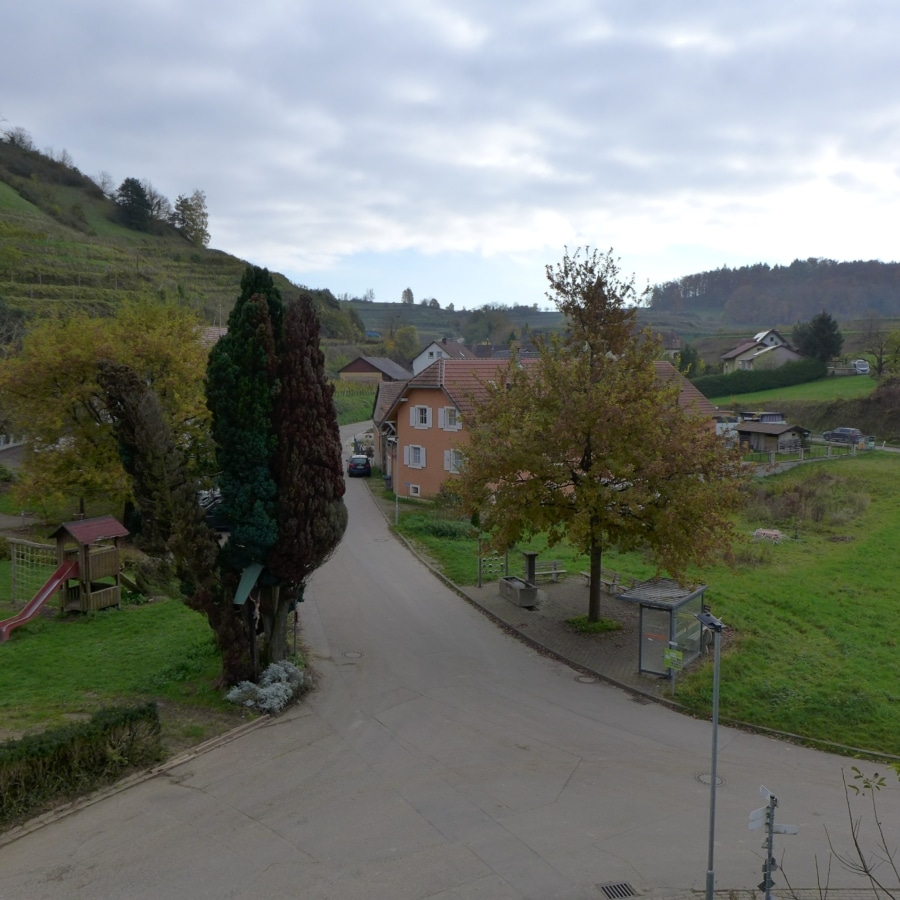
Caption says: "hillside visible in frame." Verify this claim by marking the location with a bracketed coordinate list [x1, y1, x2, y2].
[0, 139, 358, 337]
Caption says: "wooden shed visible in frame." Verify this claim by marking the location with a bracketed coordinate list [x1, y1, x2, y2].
[49, 516, 129, 613]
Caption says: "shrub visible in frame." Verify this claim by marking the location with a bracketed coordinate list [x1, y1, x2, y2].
[0, 703, 162, 827]
[225, 661, 308, 714]
[692, 358, 827, 398]
[400, 514, 474, 539]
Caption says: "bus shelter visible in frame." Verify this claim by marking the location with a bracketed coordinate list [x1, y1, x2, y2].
[617, 578, 708, 678]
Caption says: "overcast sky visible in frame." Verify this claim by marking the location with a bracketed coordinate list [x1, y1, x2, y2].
[5, 1, 900, 309]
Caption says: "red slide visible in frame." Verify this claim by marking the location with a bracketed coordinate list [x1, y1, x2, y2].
[0, 559, 79, 643]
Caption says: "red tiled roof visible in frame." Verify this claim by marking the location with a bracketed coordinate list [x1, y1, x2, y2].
[387, 357, 716, 420]
[653, 360, 717, 417]
[50, 515, 129, 545]
[373, 380, 408, 424]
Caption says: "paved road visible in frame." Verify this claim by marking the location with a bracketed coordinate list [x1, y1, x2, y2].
[0, 426, 895, 898]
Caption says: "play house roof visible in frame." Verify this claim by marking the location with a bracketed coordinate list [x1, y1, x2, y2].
[49, 516, 129, 546]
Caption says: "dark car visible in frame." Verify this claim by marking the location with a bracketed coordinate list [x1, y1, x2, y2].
[822, 427, 863, 444]
[348, 454, 371, 477]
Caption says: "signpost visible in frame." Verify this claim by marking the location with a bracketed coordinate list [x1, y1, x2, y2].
[748, 786, 798, 900]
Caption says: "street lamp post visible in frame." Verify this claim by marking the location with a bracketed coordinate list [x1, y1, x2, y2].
[696, 610, 725, 900]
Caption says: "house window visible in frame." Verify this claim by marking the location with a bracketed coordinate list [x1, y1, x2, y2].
[428, 351, 435, 358]
[740, 360, 753, 370]
[409, 484, 421, 497]
[410, 405, 432, 429]
[438, 406, 461, 431]
[405, 444, 426, 469]
[444, 448, 463, 474]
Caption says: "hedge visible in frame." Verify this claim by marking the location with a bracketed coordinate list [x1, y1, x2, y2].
[691, 358, 827, 399]
[0, 702, 163, 828]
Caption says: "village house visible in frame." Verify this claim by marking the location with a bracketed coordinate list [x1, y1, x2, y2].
[374, 358, 718, 499]
[720, 329, 803, 374]
[410, 339, 476, 375]
[338, 356, 411, 383]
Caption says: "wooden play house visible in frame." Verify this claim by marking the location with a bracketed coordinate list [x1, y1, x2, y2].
[50, 516, 130, 612]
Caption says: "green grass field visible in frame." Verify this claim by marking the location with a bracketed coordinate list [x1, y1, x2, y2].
[0, 586, 232, 740]
[708, 374, 877, 408]
[392, 453, 900, 757]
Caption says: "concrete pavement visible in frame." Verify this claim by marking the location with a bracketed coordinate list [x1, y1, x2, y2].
[0, 426, 896, 898]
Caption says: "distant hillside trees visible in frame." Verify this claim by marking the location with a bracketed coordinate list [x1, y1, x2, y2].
[651, 258, 900, 324]
[172, 190, 210, 247]
[114, 177, 152, 231]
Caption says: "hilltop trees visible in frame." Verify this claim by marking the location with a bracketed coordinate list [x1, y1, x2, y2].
[455, 248, 745, 622]
[115, 177, 152, 231]
[172, 190, 210, 247]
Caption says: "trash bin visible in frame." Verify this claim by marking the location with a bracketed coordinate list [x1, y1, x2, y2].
[383, 475, 392, 490]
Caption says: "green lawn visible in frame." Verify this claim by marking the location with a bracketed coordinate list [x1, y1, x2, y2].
[392, 453, 900, 757]
[0, 594, 229, 736]
[708, 374, 876, 408]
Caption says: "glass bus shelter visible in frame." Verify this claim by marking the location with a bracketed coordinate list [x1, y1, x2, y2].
[617, 578, 708, 678]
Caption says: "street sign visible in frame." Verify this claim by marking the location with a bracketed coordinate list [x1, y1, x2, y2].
[760, 785, 777, 801]
[773, 824, 799, 835]
[748, 806, 768, 830]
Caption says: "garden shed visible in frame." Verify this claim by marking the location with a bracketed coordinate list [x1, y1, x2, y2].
[618, 578, 708, 678]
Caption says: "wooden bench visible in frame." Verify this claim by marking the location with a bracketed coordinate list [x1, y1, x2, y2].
[579, 569, 625, 594]
[529, 559, 567, 582]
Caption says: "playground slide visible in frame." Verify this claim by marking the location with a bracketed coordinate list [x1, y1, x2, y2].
[0, 559, 78, 643]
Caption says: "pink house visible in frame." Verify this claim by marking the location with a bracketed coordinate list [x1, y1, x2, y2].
[376, 357, 717, 500]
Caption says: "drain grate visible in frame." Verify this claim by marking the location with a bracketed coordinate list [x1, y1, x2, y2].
[598, 881, 636, 899]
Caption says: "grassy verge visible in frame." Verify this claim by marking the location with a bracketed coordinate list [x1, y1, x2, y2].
[387, 454, 900, 757]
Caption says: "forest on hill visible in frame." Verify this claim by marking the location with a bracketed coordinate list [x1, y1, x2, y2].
[650, 257, 900, 325]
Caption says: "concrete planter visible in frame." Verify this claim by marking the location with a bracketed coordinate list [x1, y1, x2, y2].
[499, 576, 538, 608]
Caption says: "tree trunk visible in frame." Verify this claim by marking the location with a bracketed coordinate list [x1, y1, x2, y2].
[258, 583, 292, 668]
[588, 540, 603, 622]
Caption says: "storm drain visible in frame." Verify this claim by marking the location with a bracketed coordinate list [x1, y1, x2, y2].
[598, 881, 636, 899]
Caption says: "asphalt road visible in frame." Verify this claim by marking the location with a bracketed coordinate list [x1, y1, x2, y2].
[0, 425, 895, 898]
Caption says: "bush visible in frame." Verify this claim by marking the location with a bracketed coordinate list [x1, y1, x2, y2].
[0, 703, 162, 827]
[692, 358, 827, 398]
[399, 514, 474, 540]
[225, 661, 308, 714]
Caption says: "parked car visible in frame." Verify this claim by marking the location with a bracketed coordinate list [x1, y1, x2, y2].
[853, 359, 870, 374]
[347, 454, 371, 477]
[822, 427, 864, 444]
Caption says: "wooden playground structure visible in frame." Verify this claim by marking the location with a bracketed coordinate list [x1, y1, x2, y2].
[0, 515, 130, 642]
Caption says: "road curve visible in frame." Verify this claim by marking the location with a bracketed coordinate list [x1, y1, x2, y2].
[0, 426, 890, 899]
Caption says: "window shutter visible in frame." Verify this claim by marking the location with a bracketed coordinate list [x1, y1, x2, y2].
[403, 445, 410, 465]
[409, 406, 416, 427]
[444, 450, 451, 471]
[421, 447, 426, 467]
[438, 408, 445, 429]
[425, 407, 432, 427]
